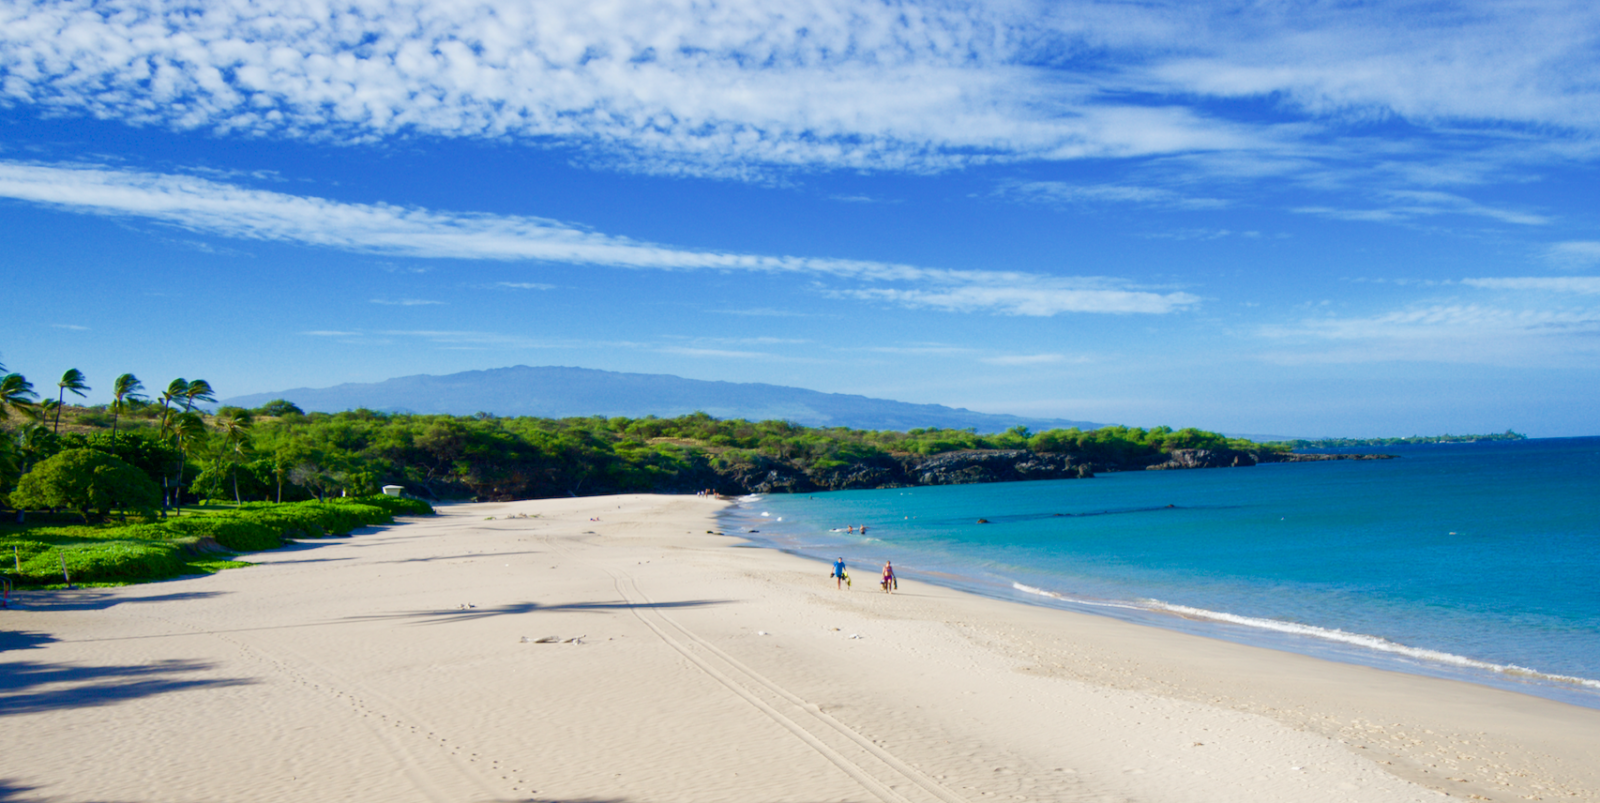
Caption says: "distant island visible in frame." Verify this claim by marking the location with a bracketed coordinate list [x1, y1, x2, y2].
[1267, 431, 1526, 449]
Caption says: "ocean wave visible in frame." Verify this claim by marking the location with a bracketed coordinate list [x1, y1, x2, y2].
[1011, 583, 1600, 691]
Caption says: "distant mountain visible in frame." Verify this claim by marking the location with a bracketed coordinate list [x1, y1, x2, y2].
[224, 365, 1108, 434]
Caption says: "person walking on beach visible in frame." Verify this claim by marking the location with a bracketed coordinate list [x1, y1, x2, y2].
[880, 560, 896, 593]
[833, 557, 847, 590]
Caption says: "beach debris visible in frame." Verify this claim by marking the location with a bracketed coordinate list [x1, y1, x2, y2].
[564, 635, 586, 643]
[848, 634, 863, 639]
[520, 636, 529, 643]
[532, 636, 562, 644]
[456, 603, 477, 609]
[757, 631, 769, 636]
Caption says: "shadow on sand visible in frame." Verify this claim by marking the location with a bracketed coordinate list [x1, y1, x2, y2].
[339, 599, 729, 626]
[5, 590, 228, 613]
[0, 778, 146, 803]
[0, 656, 254, 717]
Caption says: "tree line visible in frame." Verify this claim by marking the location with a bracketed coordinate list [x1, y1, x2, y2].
[2, 361, 1286, 517]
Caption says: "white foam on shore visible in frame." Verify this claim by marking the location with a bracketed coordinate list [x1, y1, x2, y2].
[1012, 582, 1600, 691]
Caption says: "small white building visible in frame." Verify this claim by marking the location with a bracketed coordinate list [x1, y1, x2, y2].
[382, 485, 406, 497]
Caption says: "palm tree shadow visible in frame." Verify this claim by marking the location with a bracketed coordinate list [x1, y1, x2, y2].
[340, 599, 729, 626]
[0, 778, 143, 803]
[0, 630, 57, 654]
[8, 590, 227, 613]
[0, 657, 253, 717]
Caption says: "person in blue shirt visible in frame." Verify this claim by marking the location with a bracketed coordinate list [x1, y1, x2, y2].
[832, 557, 847, 590]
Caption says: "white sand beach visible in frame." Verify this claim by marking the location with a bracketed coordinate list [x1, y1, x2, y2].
[3, 494, 1596, 803]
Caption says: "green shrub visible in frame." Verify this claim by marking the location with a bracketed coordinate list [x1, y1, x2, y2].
[0, 496, 428, 588]
[153, 516, 283, 552]
[334, 494, 434, 516]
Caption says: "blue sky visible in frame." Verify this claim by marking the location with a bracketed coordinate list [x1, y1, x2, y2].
[2, 0, 1598, 437]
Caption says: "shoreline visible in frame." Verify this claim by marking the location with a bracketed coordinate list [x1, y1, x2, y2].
[721, 497, 1600, 712]
[3, 494, 1596, 802]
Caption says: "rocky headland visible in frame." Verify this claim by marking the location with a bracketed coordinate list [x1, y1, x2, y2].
[710, 448, 1393, 495]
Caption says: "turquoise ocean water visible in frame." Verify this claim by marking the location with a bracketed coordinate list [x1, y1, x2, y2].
[721, 437, 1600, 708]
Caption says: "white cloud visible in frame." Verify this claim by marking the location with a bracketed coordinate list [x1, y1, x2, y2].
[1294, 190, 1548, 227]
[1259, 302, 1600, 365]
[1141, 2, 1600, 131]
[0, 159, 1197, 317]
[50, 323, 89, 331]
[0, 0, 1272, 176]
[981, 354, 1066, 365]
[868, 345, 983, 356]
[493, 282, 555, 290]
[370, 298, 444, 306]
[998, 180, 1229, 211]
[714, 307, 822, 318]
[1546, 242, 1600, 269]
[1463, 277, 1600, 295]
[2, 0, 1593, 180]
[841, 283, 1198, 316]
[656, 346, 771, 359]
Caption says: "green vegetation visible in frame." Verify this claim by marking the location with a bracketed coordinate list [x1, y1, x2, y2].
[0, 494, 433, 588]
[1266, 431, 1527, 449]
[10, 448, 160, 523]
[3, 363, 1276, 511]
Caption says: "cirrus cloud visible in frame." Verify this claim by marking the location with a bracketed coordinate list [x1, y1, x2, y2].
[0, 159, 1198, 317]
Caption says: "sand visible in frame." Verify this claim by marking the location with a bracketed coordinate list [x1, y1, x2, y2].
[3, 494, 1597, 803]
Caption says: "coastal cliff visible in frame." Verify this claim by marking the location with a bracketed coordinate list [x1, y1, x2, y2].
[701, 448, 1392, 496]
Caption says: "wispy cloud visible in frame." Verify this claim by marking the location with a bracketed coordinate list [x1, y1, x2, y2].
[1295, 190, 1548, 227]
[492, 282, 556, 290]
[997, 181, 1229, 211]
[1463, 277, 1600, 295]
[868, 344, 982, 356]
[1546, 242, 1600, 269]
[840, 283, 1198, 316]
[1259, 302, 1600, 365]
[655, 346, 772, 359]
[981, 354, 1067, 366]
[0, 160, 1197, 317]
[50, 324, 89, 331]
[714, 307, 824, 318]
[370, 298, 444, 306]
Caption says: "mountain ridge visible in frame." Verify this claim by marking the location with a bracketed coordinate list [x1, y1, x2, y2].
[224, 365, 1108, 433]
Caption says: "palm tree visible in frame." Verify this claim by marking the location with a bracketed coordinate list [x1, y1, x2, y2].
[156, 379, 189, 514]
[0, 373, 39, 421]
[53, 369, 90, 434]
[110, 373, 146, 453]
[37, 399, 60, 430]
[158, 378, 189, 428]
[214, 409, 254, 503]
[170, 379, 216, 509]
[161, 409, 207, 514]
[181, 379, 217, 413]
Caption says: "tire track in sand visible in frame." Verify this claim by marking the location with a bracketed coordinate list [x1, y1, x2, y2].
[546, 529, 971, 803]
